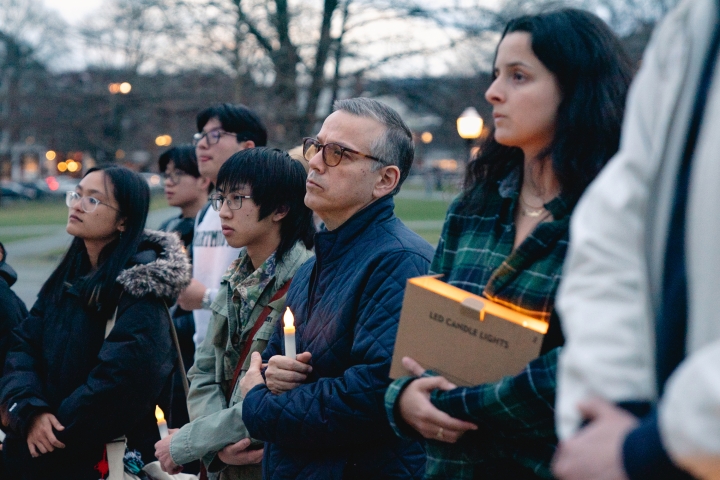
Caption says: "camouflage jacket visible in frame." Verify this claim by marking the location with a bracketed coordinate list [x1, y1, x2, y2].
[169, 241, 313, 479]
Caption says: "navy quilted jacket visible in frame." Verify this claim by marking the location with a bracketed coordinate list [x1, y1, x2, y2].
[243, 196, 434, 479]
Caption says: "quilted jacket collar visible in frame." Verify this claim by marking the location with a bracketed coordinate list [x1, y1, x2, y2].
[314, 195, 395, 264]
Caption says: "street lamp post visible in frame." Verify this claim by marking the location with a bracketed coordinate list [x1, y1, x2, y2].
[106, 82, 132, 161]
[456, 107, 483, 163]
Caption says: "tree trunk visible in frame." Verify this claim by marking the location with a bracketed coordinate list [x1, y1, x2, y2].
[300, 0, 340, 135]
[328, 0, 351, 118]
[270, 0, 301, 143]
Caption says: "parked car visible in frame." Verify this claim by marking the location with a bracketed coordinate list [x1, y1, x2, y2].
[1, 180, 36, 201]
[43, 176, 79, 196]
[19, 181, 52, 200]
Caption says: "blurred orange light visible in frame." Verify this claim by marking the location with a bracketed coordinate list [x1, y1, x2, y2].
[155, 135, 172, 147]
[45, 150, 56, 161]
[57, 162, 68, 172]
[119, 82, 132, 94]
[108, 83, 120, 94]
[66, 160, 79, 173]
[421, 132, 433, 144]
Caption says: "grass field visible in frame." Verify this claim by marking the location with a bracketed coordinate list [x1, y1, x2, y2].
[394, 197, 452, 222]
[0, 192, 453, 245]
[394, 196, 452, 245]
[0, 199, 69, 227]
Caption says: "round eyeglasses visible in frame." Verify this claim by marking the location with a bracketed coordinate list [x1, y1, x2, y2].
[66, 191, 121, 213]
[163, 170, 189, 185]
[302, 137, 384, 167]
[209, 193, 253, 211]
[192, 128, 237, 146]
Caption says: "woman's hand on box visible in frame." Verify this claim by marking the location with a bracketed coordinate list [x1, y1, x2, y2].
[398, 356, 478, 443]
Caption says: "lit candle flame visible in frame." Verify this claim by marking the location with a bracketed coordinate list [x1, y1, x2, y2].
[283, 307, 294, 328]
[155, 405, 165, 422]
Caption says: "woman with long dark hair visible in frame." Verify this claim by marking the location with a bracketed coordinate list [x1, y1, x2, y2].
[385, 9, 633, 479]
[0, 165, 191, 479]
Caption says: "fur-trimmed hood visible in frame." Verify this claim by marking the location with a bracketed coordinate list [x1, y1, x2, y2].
[116, 229, 191, 302]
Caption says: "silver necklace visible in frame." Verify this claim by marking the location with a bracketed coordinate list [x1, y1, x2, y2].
[519, 193, 546, 218]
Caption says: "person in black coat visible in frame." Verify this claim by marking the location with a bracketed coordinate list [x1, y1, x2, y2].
[0, 242, 28, 477]
[0, 166, 191, 480]
[0, 242, 28, 371]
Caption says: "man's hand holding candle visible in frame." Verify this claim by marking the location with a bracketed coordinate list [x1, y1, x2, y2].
[240, 352, 267, 397]
[255, 306, 313, 395]
[265, 352, 312, 395]
[154, 428, 182, 474]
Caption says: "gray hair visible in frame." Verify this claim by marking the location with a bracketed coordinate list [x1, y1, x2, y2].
[333, 97, 414, 195]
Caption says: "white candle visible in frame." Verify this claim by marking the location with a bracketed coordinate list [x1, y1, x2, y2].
[283, 307, 296, 359]
[155, 405, 169, 439]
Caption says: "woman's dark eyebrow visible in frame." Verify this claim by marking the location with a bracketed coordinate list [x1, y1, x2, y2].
[504, 61, 532, 69]
[78, 187, 107, 198]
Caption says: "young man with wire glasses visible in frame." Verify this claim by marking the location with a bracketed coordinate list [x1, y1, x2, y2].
[176, 103, 267, 349]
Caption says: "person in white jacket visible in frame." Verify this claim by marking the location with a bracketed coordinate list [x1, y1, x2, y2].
[176, 103, 268, 347]
[552, 1, 720, 479]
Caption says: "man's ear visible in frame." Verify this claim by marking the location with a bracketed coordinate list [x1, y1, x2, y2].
[372, 165, 401, 198]
[272, 204, 289, 223]
[117, 218, 126, 233]
[240, 140, 256, 150]
[197, 176, 212, 191]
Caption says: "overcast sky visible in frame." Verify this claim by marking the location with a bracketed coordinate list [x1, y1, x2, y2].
[38, 0, 495, 76]
[43, 0, 102, 23]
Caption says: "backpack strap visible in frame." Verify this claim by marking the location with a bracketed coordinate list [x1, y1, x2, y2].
[165, 302, 190, 399]
[104, 307, 119, 339]
[194, 200, 212, 229]
[226, 280, 293, 402]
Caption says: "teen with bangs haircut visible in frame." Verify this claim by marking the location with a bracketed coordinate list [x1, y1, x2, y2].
[0, 166, 190, 479]
[157, 145, 211, 455]
[155, 148, 314, 479]
[159, 145, 212, 251]
[385, 9, 633, 480]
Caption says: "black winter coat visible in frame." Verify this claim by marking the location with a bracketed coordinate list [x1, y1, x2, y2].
[0, 260, 28, 369]
[0, 230, 191, 480]
[243, 196, 434, 479]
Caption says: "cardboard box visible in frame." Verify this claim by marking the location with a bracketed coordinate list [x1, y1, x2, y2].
[390, 276, 548, 386]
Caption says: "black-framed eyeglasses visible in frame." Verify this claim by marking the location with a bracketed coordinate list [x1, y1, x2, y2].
[302, 137, 384, 167]
[66, 191, 121, 213]
[209, 192, 253, 211]
[163, 170, 189, 185]
[192, 128, 237, 146]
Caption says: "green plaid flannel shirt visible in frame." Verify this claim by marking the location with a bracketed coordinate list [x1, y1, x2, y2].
[385, 168, 577, 479]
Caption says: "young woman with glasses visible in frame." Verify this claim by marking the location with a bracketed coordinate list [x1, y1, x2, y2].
[384, 9, 633, 479]
[0, 165, 191, 480]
